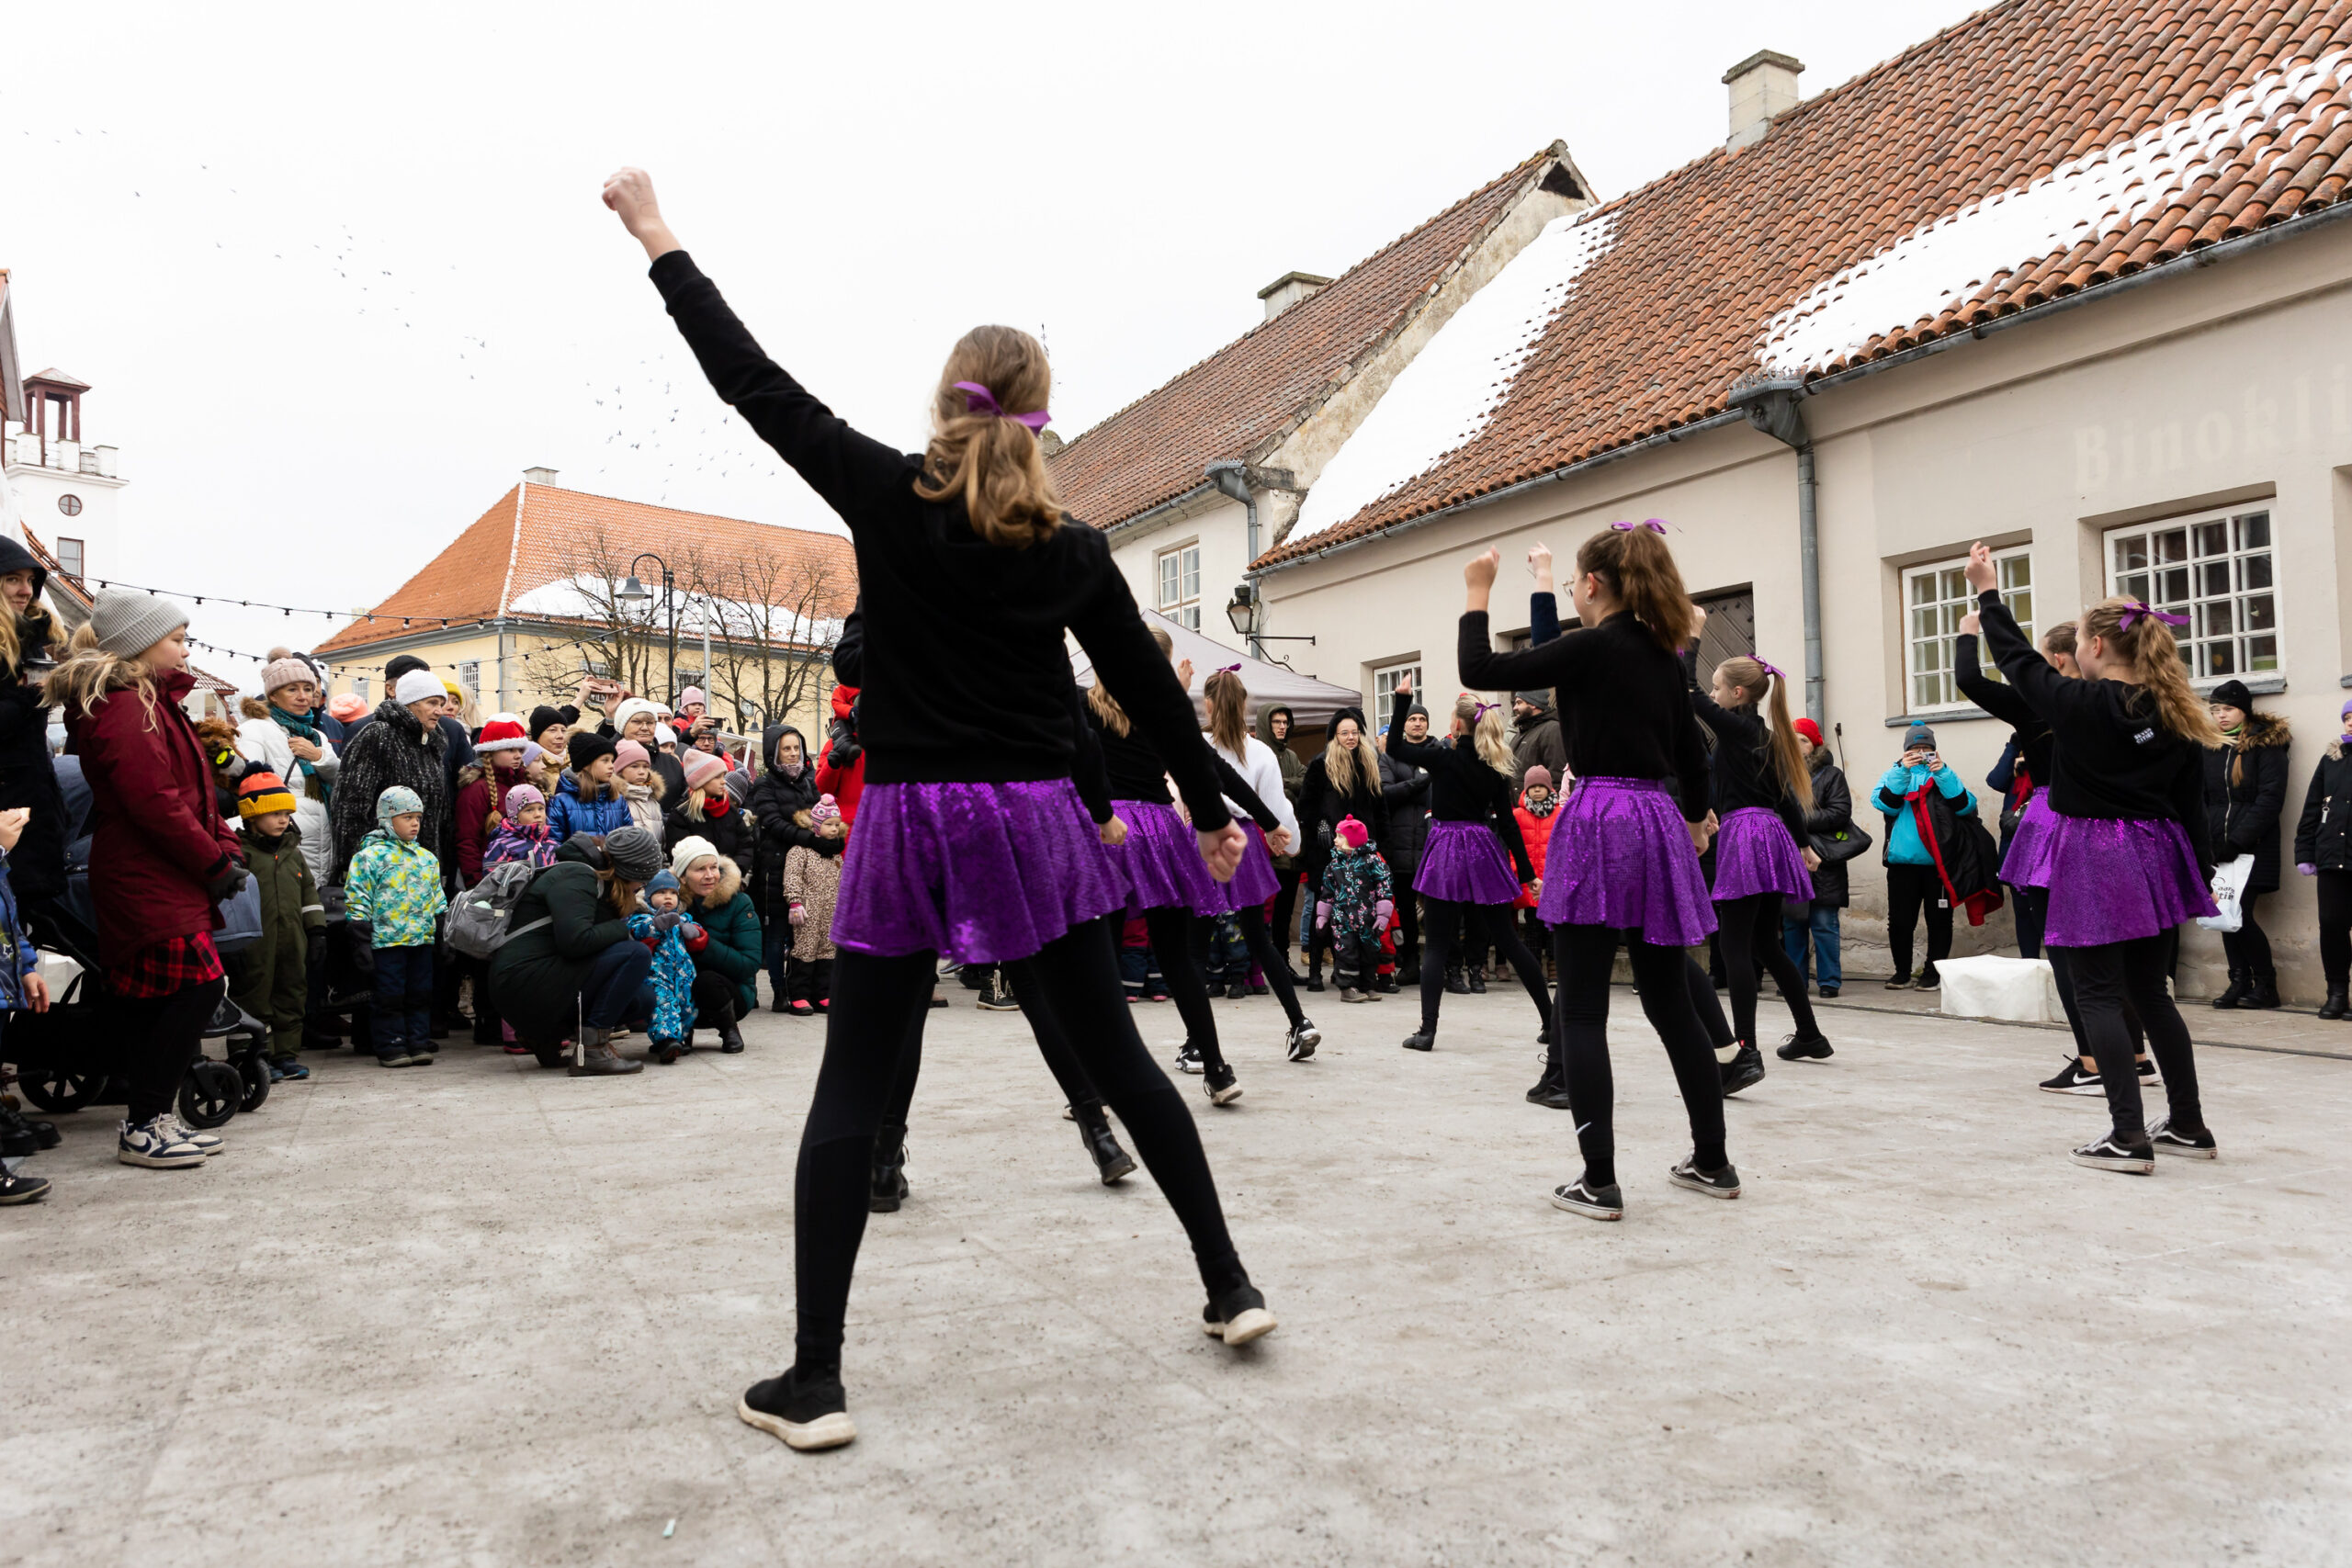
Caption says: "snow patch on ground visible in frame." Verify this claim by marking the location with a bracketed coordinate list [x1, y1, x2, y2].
[1759, 48, 2349, 375]
[1284, 211, 1618, 547]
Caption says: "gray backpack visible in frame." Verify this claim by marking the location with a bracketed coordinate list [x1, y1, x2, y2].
[445, 860, 552, 959]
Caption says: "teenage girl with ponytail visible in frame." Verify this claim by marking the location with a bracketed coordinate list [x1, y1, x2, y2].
[1966, 541, 2222, 1172]
[1383, 679, 1550, 1052]
[609, 167, 1274, 1455]
[1690, 654, 1833, 1080]
[1459, 522, 1733, 1222]
[1202, 668, 1323, 1061]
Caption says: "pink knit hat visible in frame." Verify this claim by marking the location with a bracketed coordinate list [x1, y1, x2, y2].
[1336, 816, 1368, 850]
[681, 750, 727, 792]
[614, 739, 651, 772]
[503, 783, 546, 817]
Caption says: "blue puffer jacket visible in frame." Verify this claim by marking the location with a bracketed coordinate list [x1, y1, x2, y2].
[1874, 761, 1974, 865]
[548, 772, 635, 843]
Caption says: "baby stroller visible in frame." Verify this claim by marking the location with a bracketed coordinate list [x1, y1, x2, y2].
[2, 757, 272, 1131]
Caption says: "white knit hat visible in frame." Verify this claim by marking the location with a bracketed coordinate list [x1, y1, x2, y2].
[669, 834, 719, 881]
[89, 588, 191, 660]
[609, 696, 662, 731]
[393, 669, 445, 706]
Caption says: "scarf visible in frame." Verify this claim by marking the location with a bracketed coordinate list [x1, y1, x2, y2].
[779, 761, 806, 780]
[1523, 794, 1557, 819]
[270, 704, 331, 803]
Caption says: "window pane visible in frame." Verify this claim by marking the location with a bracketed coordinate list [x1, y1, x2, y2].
[2238, 511, 2270, 549]
[2199, 561, 2231, 598]
[2243, 553, 2273, 591]
[2194, 521, 2227, 558]
[2115, 535, 2147, 572]
[2118, 570, 2150, 602]
[2201, 601, 2233, 637]
[1911, 573, 1937, 606]
[2154, 528, 2188, 563]
[2159, 567, 2190, 604]
[2207, 642, 2234, 675]
[2245, 593, 2275, 631]
[2248, 635, 2278, 670]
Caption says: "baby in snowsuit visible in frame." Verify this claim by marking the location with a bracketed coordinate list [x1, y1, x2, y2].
[627, 870, 707, 1059]
[1316, 816, 1395, 1003]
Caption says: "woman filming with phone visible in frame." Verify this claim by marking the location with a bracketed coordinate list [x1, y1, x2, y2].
[1873, 723, 1978, 990]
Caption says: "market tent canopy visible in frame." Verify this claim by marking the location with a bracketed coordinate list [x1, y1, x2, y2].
[1070, 610, 1363, 731]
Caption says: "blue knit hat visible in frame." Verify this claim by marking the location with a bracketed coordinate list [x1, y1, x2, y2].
[377, 784, 424, 831]
[644, 870, 681, 897]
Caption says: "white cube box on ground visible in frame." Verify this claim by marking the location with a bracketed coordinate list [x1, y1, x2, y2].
[1937, 954, 2059, 1023]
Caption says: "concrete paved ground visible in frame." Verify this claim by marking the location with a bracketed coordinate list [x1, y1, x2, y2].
[5, 977, 2349, 1567]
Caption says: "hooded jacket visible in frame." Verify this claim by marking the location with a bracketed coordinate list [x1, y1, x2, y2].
[1299, 706, 1383, 874]
[331, 698, 450, 885]
[490, 837, 638, 1038]
[548, 770, 635, 843]
[344, 827, 447, 947]
[1802, 745, 1854, 908]
[0, 537, 68, 902]
[1510, 700, 1569, 792]
[747, 722, 832, 902]
[1376, 726, 1432, 869]
[2294, 736, 2352, 874]
[2204, 709, 2290, 895]
[785, 827, 846, 962]
[683, 853, 763, 1017]
[450, 758, 537, 885]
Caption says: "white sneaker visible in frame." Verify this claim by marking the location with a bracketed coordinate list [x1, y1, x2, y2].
[153, 1111, 224, 1156]
[118, 1116, 206, 1168]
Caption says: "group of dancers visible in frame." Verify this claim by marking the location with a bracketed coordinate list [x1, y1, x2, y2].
[603, 166, 2221, 1455]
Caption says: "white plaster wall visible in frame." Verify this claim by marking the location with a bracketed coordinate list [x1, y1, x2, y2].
[1108, 495, 1254, 658]
[3, 459, 120, 578]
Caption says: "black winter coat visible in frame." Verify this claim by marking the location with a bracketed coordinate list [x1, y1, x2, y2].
[490, 840, 634, 1040]
[1378, 746, 1430, 872]
[2293, 739, 2352, 872]
[329, 699, 449, 885]
[0, 601, 68, 902]
[2204, 713, 2290, 895]
[662, 792, 757, 869]
[1298, 746, 1384, 879]
[746, 722, 832, 904]
[1801, 750, 1854, 908]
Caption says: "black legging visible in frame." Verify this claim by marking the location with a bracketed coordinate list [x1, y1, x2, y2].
[2219, 890, 2273, 977]
[795, 925, 1245, 1366]
[1884, 863, 1953, 976]
[115, 976, 228, 1125]
[2062, 933, 2202, 1143]
[879, 958, 1099, 1131]
[1231, 905, 1306, 1028]
[1394, 886, 1421, 967]
[2011, 876, 2046, 958]
[1679, 954, 1735, 1052]
[2021, 886, 2145, 1063]
[1714, 892, 1820, 1045]
[1271, 870, 1304, 961]
[2318, 870, 2352, 988]
[1553, 924, 1725, 1189]
[1145, 905, 1227, 1074]
[1419, 897, 1547, 1034]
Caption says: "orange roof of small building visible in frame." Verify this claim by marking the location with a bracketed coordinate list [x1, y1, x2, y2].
[1261, 0, 2352, 565]
[314, 481, 857, 657]
[17, 525, 91, 609]
[1046, 145, 1579, 530]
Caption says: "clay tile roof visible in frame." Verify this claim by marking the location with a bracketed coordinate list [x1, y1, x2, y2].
[313, 481, 857, 657]
[1262, 0, 2352, 567]
[1047, 145, 1571, 530]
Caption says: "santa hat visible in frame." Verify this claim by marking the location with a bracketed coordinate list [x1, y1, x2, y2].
[477, 718, 529, 754]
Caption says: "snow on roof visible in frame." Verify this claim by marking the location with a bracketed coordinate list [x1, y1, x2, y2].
[1283, 211, 1618, 547]
[1758, 45, 2351, 376]
[505, 572, 842, 647]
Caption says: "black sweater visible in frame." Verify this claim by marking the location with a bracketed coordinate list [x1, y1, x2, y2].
[1384, 691, 1533, 880]
[1977, 590, 2207, 860]
[1684, 666, 1808, 844]
[1459, 609, 1710, 822]
[651, 252, 1228, 831]
[1091, 710, 1278, 831]
[1954, 632, 2054, 791]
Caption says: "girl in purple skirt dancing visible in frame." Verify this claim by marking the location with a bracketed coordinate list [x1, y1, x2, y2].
[1965, 542, 2222, 1173]
[606, 168, 1272, 1454]
[1459, 525, 1732, 1222]
[1202, 668, 1322, 1062]
[1689, 654, 1832, 1084]
[1382, 677, 1549, 1053]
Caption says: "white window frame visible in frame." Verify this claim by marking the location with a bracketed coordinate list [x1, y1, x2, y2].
[54, 536, 84, 579]
[1903, 547, 2033, 713]
[352, 676, 370, 705]
[1155, 541, 1202, 631]
[1371, 660, 1422, 718]
[2104, 503, 2279, 681]
[458, 660, 481, 705]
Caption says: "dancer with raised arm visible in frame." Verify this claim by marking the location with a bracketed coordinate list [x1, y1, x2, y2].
[605, 167, 1272, 1454]
[1459, 524, 1730, 1221]
[1383, 675, 1549, 1053]
[1966, 540, 2222, 1173]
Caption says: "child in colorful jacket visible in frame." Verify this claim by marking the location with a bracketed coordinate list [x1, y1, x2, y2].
[344, 784, 448, 1068]
[627, 869, 707, 1061]
[1315, 816, 1395, 1002]
[483, 784, 560, 869]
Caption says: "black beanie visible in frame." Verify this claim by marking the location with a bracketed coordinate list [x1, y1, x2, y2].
[567, 731, 618, 772]
[2210, 679, 2255, 714]
[528, 705, 565, 742]
[385, 653, 430, 682]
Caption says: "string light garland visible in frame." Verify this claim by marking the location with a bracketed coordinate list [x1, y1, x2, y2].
[86, 576, 456, 629]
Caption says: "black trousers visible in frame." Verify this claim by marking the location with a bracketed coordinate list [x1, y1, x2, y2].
[114, 976, 227, 1125]
[2062, 933, 2202, 1143]
[1394, 888, 1422, 968]
[1145, 905, 1227, 1074]
[1553, 924, 1726, 1189]
[1419, 897, 1548, 1034]
[1270, 870, 1304, 959]
[1713, 892, 1820, 1045]
[1884, 863, 1953, 977]
[1231, 906, 1306, 1028]
[795, 925, 1244, 1366]
[2011, 879, 2046, 959]
[2219, 890, 2273, 977]
[2318, 870, 2352, 988]
[686, 970, 739, 1032]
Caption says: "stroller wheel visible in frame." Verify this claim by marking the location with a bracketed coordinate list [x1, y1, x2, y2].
[19, 1067, 103, 1115]
[234, 1055, 272, 1114]
[177, 1060, 242, 1130]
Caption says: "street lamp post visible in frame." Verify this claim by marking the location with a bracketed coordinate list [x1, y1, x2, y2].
[616, 552, 676, 710]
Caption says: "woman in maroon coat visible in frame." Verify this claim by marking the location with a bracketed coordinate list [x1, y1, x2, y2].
[49, 591, 245, 1170]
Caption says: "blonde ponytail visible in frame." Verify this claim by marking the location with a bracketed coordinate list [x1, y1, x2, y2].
[1714, 655, 1813, 809]
[2080, 598, 2224, 747]
[913, 325, 1064, 547]
[1574, 524, 1700, 652]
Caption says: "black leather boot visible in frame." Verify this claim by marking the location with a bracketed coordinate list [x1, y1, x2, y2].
[2320, 986, 2350, 1021]
[718, 1017, 747, 1053]
[1524, 1043, 1574, 1110]
[1071, 1100, 1136, 1185]
[868, 1126, 910, 1213]
[2245, 970, 2282, 1010]
[2211, 967, 2247, 1009]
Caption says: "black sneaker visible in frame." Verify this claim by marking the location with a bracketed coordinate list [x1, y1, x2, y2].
[976, 976, 1020, 1011]
[1401, 1030, 1435, 1052]
[738, 1367, 856, 1451]
[1548, 1178, 1623, 1221]
[2039, 1059, 2103, 1095]
[1284, 1021, 1320, 1063]
[1201, 1282, 1277, 1346]
[2148, 1114, 2217, 1159]
[1883, 973, 1913, 990]
[2137, 1057, 2162, 1088]
[1374, 974, 1398, 995]
[1306, 974, 1326, 994]
[2069, 1134, 2155, 1174]
[1225, 981, 1251, 1001]
[1914, 967, 1941, 990]
[1721, 1044, 1766, 1096]
[1819, 986, 1840, 998]
[1204, 1064, 1243, 1105]
[1777, 1032, 1834, 1061]
[0, 1170, 51, 1204]
[1668, 1158, 1741, 1199]
[1174, 1043, 1204, 1075]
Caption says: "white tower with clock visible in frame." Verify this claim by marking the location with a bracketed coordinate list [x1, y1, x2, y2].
[2, 367, 123, 585]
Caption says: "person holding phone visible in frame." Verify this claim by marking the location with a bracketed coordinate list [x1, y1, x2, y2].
[1874, 723, 1973, 989]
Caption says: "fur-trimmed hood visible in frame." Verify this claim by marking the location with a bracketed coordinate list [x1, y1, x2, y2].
[684, 853, 745, 910]
[2228, 710, 2291, 750]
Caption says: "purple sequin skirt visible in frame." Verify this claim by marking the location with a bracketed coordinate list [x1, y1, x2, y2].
[1999, 787, 2059, 889]
[832, 779, 1127, 966]
[2042, 815, 2217, 948]
[1537, 777, 1717, 947]
[1710, 807, 1814, 903]
[1113, 799, 1226, 918]
[1414, 818, 1523, 905]
[1217, 823, 1281, 912]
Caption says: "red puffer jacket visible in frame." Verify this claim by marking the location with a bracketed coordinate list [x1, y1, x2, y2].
[1513, 795, 1554, 910]
[63, 667, 243, 964]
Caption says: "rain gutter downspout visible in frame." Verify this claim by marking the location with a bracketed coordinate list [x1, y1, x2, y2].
[1725, 379, 1822, 726]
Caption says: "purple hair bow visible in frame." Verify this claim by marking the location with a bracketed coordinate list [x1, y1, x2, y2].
[1610, 519, 1668, 534]
[1754, 657, 1787, 682]
[954, 381, 1053, 433]
[1215, 662, 1243, 674]
[2118, 601, 2189, 633]
[1473, 702, 1500, 718]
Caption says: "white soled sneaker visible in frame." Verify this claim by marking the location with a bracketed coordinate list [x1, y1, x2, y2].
[118, 1116, 206, 1168]
[153, 1112, 224, 1157]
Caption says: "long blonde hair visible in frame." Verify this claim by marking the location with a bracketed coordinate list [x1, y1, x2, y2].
[0, 595, 62, 676]
[1714, 655, 1813, 809]
[2080, 598, 2223, 747]
[1453, 696, 1514, 779]
[44, 622, 163, 726]
[1205, 669, 1249, 755]
[913, 325, 1063, 547]
[1575, 524, 1701, 652]
[1086, 621, 1175, 739]
[1324, 714, 1382, 797]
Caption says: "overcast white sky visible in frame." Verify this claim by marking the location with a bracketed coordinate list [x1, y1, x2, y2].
[5, 0, 1980, 693]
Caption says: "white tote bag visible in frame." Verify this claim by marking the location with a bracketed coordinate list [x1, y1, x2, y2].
[2197, 854, 2256, 933]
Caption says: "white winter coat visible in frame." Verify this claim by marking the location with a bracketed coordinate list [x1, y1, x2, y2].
[235, 716, 341, 885]
[1207, 732, 1298, 840]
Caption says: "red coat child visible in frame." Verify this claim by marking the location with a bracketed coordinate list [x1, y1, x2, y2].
[1513, 765, 1557, 911]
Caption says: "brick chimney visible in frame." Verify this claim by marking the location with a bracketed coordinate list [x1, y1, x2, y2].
[1724, 51, 1804, 149]
[1256, 271, 1334, 322]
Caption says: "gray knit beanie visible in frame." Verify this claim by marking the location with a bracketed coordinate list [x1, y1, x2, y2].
[603, 825, 665, 882]
[90, 588, 192, 660]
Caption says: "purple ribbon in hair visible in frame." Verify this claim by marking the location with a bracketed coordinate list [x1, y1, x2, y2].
[2117, 601, 2189, 633]
[1610, 519, 1668, 534]
[954, 382, 1052, 432]
[1754, 657, 1787, 682]
[1473, 702, 1500, 718]
[1215, 662, 1243, 674]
